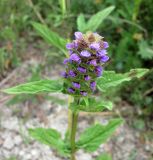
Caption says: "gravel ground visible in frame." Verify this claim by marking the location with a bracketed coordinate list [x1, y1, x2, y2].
[0, 100, 152, 160]
[0, 60, 152, 160]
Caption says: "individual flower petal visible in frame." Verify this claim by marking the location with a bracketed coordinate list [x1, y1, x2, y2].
[72, 82, 80, 89]
[77, 67, 86, 73]
[89, 59, 97, 66]
[63, 58, 69, 64]
[103, 41, 109, 48]
[69, 50, 73, 55]
[95, 66, 103, 77]
[80, 50, 91, 57]
[100, 55, 109, 62]
[74, 41, 79, 49]
[89, 42, 100, 51]
[80, 91, 87, 96]
[70, 54, 81, 63]
[68, 88, 75, 93]
[97, 49, 107, 57]
[84, 75, 91, 81]
[68, 70, 76, 77]
[61, 71, 68, 78]
[74, 32, 83, 39]
[66, 43, 74, 49]
[90, 81, 96, 91]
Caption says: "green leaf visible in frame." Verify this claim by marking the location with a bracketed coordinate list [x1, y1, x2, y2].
[76, 119, 123, 152]
[97, 69, 149, 92]
[85, 6, 115, 32]
[71, 98, 113, 112]
[29, 128, 70, 156]
[77, 14, 86, 32]
[138, 40, 153, 60]
[96, 153, 112, 160]
[3, 79, 63, 94]
[32, 22, 67, 54]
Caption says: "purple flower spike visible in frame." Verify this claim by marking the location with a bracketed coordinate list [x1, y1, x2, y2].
[103, 41, 109, 49]
[74, 32, 83, 39]
[61, 71, 68, 78]
[68, 88, 75, 93]
[80, 50, 91, 57]
[90, 81, 96, 91]
[95, 66, 103, 77]
[77, 66, 86, 73]
[89, 59, 97, 66]
[64, 32, 110, 96]
[66, 43, 74, 49]
[100, 55, 109, 62]
[84, 75, 91, 81]
[89, 42, 100, 51]
[97, 49, 107, 57]
[72, 82, 80, 89]
[68, 70, 76, 77]
[80, 91, 87, 96]
[63, 58, 69, 64]
[70, 54, 81, 63]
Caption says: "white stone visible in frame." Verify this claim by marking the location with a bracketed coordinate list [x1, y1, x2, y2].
[3, 136, 14, 150]
[30, 149, 40, 158]
[1, 117, 19, 131]
[24, 154, 32, 160]
[19, 150, 25, 156]
[14, 135, 22, 145]
[76, 150, 92, 160]
[2, 149, 11, 158]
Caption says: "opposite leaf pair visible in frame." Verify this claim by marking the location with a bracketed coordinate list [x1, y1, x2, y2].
[29, 119, 123, 159]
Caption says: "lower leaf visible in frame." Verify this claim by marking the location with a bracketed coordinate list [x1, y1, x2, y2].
[29, 128, 70, 156]
[76, 119, 123, 152]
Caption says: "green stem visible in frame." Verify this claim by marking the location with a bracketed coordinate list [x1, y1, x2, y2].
[70, 99, 79, 160]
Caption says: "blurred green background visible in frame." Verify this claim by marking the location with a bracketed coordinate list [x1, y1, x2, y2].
[0, 0, 153, 146]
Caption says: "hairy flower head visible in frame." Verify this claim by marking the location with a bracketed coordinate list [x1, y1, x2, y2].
[62, 32, 110, 96]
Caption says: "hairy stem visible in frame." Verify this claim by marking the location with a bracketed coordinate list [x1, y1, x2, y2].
[70, 111, 78, 160]
[70, 99, 79, 160]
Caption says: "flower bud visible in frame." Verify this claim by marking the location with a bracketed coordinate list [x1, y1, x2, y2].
[72, 82, 81, 89]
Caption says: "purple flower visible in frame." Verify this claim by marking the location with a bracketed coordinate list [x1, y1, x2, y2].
[74, 32, 83, 39]
[68, 88, 75, 93]
[74, 41, 79, 49]
[100, 55, 109, 62]
[95, 66, 103, 77]
[90, 81, 96, 91]
[80, 91, 87, 96]
[103, 41, 109, 49]
[61, 71, 68, 78]
[89, 59, 97, 66]
[84, 75, 91, 81]
[66, 43, 74, 49]
[80, 50, 91, 57]
[70, 54, 81, 63]
[68, 70, 76, 77]
[97, 49, 107, 57]
[89, 42, 100, 51]
[72, 82, 80, 89]
[77, 67, 86, 73]
[63, 58, 69, 64]
[69, 50, 73, 55]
